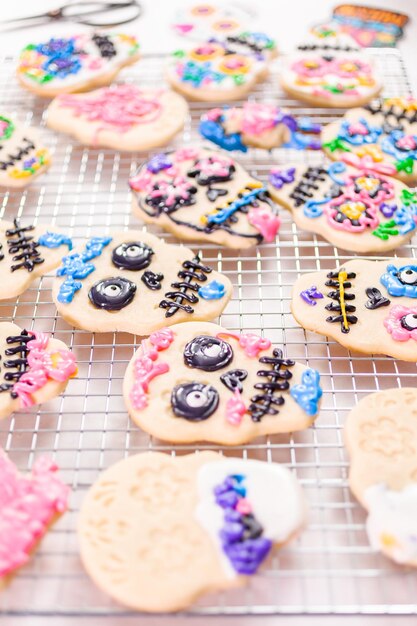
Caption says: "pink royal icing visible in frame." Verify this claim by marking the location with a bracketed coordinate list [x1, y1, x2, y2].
[248, 206, 281, 242]
[225, 389, 246, 426]
[12, 331, 77, 408]
[341, 153, 397, 176]
[241, 102, 278, 136]
[216, 331, 271, 358]
[174, 147, 200, 162]
[130, 328, 174, 410]
[0, 452, 69, 577]
[384, 305, 417, 342]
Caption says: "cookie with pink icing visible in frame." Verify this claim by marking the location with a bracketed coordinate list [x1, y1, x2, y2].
[46, 85, 189, 151]
[123, 321, 322, 445]
[0, 322, 77, 420]
[268, 160, 417, 253]
[129, 146, 281, 249]
[0, 452, 69, 580]
[280, 33, 381, 108]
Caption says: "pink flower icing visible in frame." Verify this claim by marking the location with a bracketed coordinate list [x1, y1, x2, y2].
[174, 147, 200, 162]
[204, 108, 224, 122]
[384, 305, 417, 342]
[216, 331, 271, 357]
[130, 329, 174, 410]
[348, 122, 369, 135]
[12, 331, 77, 409]
[148, 176, 195, 207]
[128, 170, 153, 192]
[341, 153, 397, 176]
[248, 206, 281, 242]
[396, 135, 417, 151]
[0, 452, 69, 577]
[225, 389, 246, 426]
[292, 57, 329, 78]
[241, 102, 278, 135]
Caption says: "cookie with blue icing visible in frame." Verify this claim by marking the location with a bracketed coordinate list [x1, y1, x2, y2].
[52, 231, 232, 334]
[123, 321, 322, 445]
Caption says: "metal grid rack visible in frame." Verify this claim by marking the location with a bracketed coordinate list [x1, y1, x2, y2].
[0, 50, 416, 619]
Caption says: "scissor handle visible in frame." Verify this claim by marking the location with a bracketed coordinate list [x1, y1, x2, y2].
[59, 0, 142, 27]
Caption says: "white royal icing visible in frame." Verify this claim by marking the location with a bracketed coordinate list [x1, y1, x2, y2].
[195, 458, 306, 577]
[364, 482, 417, 564]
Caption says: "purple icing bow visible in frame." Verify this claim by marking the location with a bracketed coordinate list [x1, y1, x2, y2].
[269, 167, 296, 189]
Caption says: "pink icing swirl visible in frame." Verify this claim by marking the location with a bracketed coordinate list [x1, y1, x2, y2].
[341, 153, 397, 176]
[241, 102, 278, 135]
[248, 206, 281, 242]
[216, 331, 271, 358]
[130, 328, 174, 410]
[0, 452, 69, 577]
[225, 389, 246, 426]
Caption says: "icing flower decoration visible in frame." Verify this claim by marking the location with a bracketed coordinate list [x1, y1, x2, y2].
[333, 58, 372, 78]
[326, 196, 378, 232]
[175, 147, 200, 162]
[290, 369, 322, 416]
[292, 57, 328, 78]
[384, 305, 417, 342]
[269, 167, 295, 189]
[341, 152, 396, 176]
[380, 264, 417, 298]
[130, 329, 174, 410]
[241, 102, 279, 135]
[338, 118, 382, 146]
[380, 131, 417, 172]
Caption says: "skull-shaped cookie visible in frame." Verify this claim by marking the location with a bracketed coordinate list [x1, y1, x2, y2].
[167, 32, 277, 102]
[52, 231, 232, 334]
[280, 32, 381, 108]
[292, 258, 417, 361]
[0, 117, 50, 188]
[46, 85, 189, 151]
[17, 32, 140, 98]
[129, 146, 281, 248]
[0, 322, 77, 420]
[79, 451, 306, 612]
[322, 98, 417, 186]
[345, 388, 417, 567]
[123, 321, 323, 444]
[199, 102, 322, 152]
[268, 161, 417, 253]
[0, 217, 72, 299]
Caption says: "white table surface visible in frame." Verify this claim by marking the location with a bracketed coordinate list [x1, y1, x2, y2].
[1, 0, 416, 92]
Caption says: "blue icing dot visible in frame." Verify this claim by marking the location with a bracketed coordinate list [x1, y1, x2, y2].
[290, 368, 322, 416]
[38, 231, 73, 250]
[199, 118, 247, 152]
[380, 263, 417, 298]
[198, 280, 226, 300]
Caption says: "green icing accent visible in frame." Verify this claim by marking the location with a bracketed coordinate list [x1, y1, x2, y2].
[322, 84, 356, 94]
[322, 138, 351, 153]
[233, 74, 246, 86]
[396, 157, 415, 174]
[24, 44, 36, 51]
[0, 116, 15, 141]
[372, 220, 399, 240]
[173, 49, 186, 58]
[401, 189, 417, 206]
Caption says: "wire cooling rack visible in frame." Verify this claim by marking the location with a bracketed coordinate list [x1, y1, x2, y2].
[0, 50, 416, 620]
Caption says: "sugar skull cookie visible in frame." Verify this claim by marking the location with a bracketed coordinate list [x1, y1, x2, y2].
[292, 258, 417, 361]
[167, 32, 277, 101]
[52, 231, 232, 334]
[268, 161, 417, 253]
[0, 117, 50, 188]
[17, 33, 140, 98]
[46, 85, 188, 151]
[280, 33, 381, 108]
[199, 102, 322, 152]
[345, 388, 417, 566]
[0, 322, 77, 420]
[123, 321, 322, 444]
[0, 217, 72, 300]
[0, 452, 69, 580]
[322, 98, 417, 185]
[78, 451, 306, 612]
[129, 146, 281, 248]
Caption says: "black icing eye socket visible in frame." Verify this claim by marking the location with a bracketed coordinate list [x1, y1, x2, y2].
[171, 382, 219, 421]
[111, 241, 154, 271]
[401, 313, 417, 331]
[183, 336, 233, 371]
[398, 268, 417, 285]
[88, 277, 136, 310]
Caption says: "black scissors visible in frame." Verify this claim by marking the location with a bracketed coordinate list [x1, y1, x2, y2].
[0, 1, 142, 29]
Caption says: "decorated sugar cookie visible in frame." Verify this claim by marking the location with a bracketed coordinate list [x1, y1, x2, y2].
[123, 321, 322, 444]
[0, 218, 72, 299]
[199, 102, 322, 152]
[79, 451, 306, 612]
[268, 161, 417, 253]
[52, 231, 231, 334]
[167, 32, 277, 102]
[345, 388, 417, 567]
[0, 452, 69, 579]
[172, 3, 252, 40]
[129, 146, 280, 248]
[322, 98, 417, 185]
[291, 258, 417, 361]
[280, 33, 381, 108]
[46, 85, 188, 151]
[17, 33, 140, 98]
[0, 117, 50, 187]
[0, 322, 77, 420]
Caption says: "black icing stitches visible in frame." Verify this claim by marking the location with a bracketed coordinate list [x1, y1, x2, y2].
[248, 348, 295, 423]
[159, 256, 212, 318]
[364, 100, 417, 125]
[297, 43, 358, 52]
[0, 329, 33, 398]
[289, 167, 327, 207]
[92, 33, 117, 58]
[0, 137, 35, 171]
[6, 218, 44, 273]
[325, 270, 358, 334]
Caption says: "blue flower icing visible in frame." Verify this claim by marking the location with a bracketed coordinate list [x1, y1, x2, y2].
[198, 280, 226, 300]
[199, 118, 247, 152]
[338, 118, 382, 146]
[380, 263, 417, 298]
[380, 131, 417, 162]
[38, 231, 73, 250]
[393, 203, 417, 234]
[56, 236, 112, 303]
[290, 368, 322, 416]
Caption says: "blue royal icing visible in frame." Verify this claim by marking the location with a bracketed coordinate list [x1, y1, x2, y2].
[198, 280, 226, 300]
[290, 368, 322, 416]
[199, 118, 248, 152]
[56, 236, 112, 303]
[380, 263, 417, 298]
[38, 231, 73, 250]
[205, 187, 266, 225]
